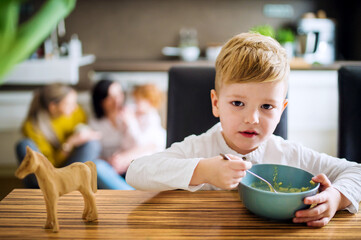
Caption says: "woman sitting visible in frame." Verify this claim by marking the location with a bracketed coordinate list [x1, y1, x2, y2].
[90, 80, 166, 176]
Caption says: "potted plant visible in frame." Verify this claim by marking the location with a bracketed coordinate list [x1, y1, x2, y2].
[276, 28, 296, 59]
[250, 24, 276, 38]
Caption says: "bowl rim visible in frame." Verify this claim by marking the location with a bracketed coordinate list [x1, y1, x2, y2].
[239, 163, 320, 195]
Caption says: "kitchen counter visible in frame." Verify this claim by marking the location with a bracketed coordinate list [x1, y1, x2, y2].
[93, 59, 214, 72]
[93, 58, 361, 72]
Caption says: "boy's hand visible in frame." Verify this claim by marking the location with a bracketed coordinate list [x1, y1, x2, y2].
[190, 154, 252, 190]
[293, 174, 351, 227]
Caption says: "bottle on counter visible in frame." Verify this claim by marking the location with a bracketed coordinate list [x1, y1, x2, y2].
[68, 34, 82, 59]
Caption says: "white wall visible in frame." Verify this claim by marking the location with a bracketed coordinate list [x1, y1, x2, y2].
[288, 70, 338, 156]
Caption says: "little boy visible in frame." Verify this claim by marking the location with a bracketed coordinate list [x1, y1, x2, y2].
[126, 32, 361, 227]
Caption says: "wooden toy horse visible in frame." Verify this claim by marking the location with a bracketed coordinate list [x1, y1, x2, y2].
[15, 146, 98, 232]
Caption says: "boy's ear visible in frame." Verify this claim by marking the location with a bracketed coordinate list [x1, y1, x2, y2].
[210, 89, 220, 118]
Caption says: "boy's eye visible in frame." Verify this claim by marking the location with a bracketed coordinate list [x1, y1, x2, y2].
[261, 104, 273, 110]
[231, 101, 244, 107]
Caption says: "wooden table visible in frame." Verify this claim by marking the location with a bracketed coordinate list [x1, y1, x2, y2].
[0, 189, 360, 239]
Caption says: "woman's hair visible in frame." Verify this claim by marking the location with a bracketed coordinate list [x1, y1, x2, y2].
[215, 32, 290, 92]
[22, 83, 74, 148]
[91, 79, 114, 119]
[132, 84, 162, 109]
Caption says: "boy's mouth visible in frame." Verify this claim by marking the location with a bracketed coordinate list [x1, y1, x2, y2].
[239, 130, 259, 138]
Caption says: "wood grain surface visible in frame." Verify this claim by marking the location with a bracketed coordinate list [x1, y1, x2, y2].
[0, 189, 360, 239]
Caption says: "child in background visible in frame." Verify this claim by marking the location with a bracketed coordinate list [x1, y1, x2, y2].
[90, 80, 165, 176]
[130, 84, 166, 152]
[126, 32, 361, 227]
[16, 83, 130, 190]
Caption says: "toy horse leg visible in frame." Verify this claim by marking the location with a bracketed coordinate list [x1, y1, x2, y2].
[82, 192, 89, 220]
[51, 198, 60, 232]
[80, 189, 98, 222]
[45, 193, 59, 233]
[87, 192, 98, 221]
[44, 196, 53, 229]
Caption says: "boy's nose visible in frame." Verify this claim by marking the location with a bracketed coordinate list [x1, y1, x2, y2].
[243, 109, 259, 124]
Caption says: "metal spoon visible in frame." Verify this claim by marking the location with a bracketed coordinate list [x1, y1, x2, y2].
[219, 153, 278, 193]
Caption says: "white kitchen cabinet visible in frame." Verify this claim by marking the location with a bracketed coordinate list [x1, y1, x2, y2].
[288, 70, 338, 156]
[2, 55, 95, 85]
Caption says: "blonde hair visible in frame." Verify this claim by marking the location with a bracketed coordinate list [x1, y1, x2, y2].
[22, 83, 74, 148]
[132, 84, 163, 109]
[215, 32, 290, 92]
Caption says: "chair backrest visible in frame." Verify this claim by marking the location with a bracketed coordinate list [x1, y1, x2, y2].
[166, 66, 288, 147]
[338, 66, 361, 163]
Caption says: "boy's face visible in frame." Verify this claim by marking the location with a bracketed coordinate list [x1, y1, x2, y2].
[211, 81, 288, 155]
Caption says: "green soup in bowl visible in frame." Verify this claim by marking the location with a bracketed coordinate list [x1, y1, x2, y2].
[238, 164, 320, 220]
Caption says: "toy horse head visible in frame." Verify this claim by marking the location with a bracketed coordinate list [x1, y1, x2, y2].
[15, 146, 40, 179]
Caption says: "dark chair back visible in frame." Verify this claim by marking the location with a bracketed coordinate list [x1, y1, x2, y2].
[338, 66, 361, 163]
[166, 66, 288, 147]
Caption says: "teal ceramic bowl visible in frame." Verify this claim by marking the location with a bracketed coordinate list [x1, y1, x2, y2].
[238, 164, 320, 220]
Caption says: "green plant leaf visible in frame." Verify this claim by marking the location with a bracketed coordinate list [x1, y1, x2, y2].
[276, 28, 295, 44]
[250, 24, 276, 38]
[0, 0, 76, 84]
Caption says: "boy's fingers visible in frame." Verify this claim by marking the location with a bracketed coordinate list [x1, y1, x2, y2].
[306, 217, 330, 227]
[230, 183, 240, 189]
[223, 154, 237, 160]
[295, 203, 327, 218]
[228, 160, 252, 170]
[304, 191, 328, 205]
[293, 215, 329, 227]
[224, 185, 237, 190]
[232, 171, 247, 179]
[294, 215, 330, 227]
[293, 216, 318, 223]
[312, 173, 332, 188]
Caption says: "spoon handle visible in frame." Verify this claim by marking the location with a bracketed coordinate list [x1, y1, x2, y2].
[219, 153, 278, 193]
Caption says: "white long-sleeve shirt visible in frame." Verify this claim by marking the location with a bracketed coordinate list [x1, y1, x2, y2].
[126, 123, 361, 213]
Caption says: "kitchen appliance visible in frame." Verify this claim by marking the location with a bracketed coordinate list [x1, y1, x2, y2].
[161, 28, 200, 62]
[297, 18, 336, 65]
[161, 46, 200, 62]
